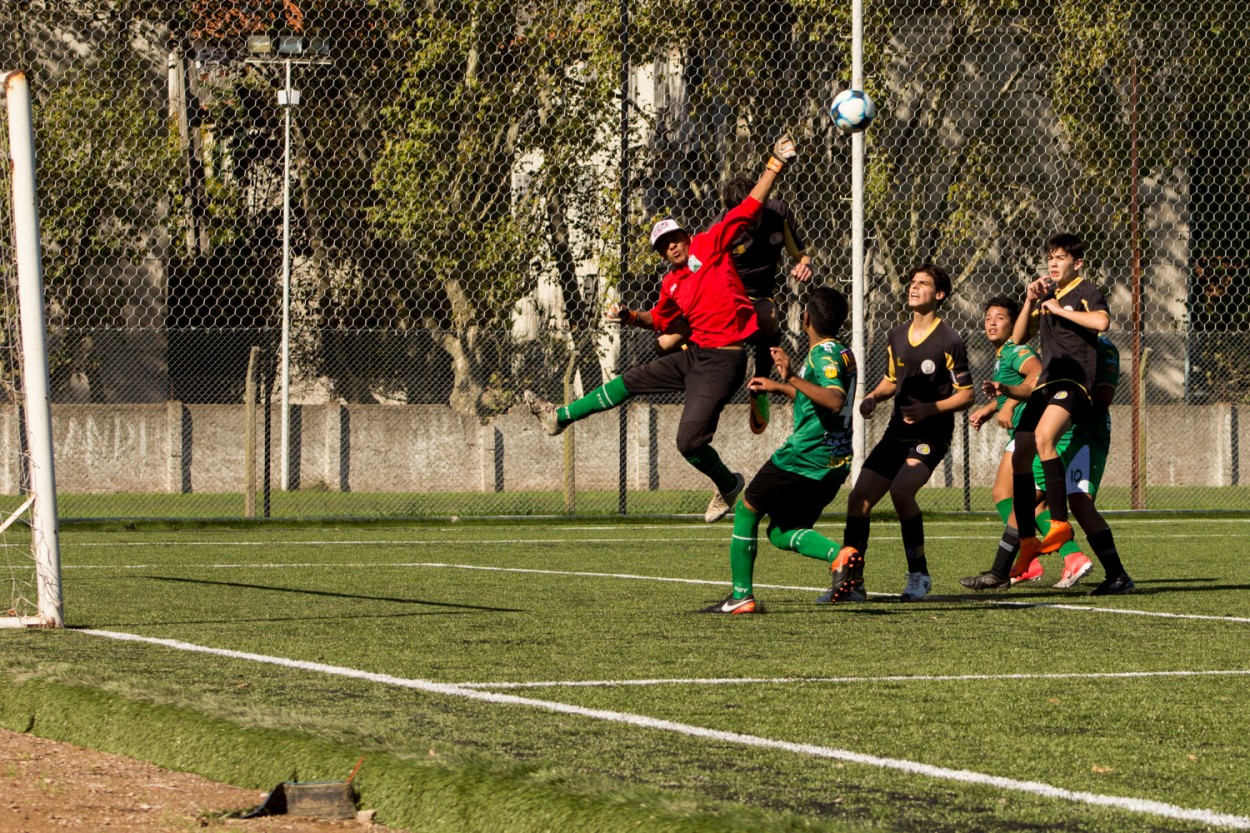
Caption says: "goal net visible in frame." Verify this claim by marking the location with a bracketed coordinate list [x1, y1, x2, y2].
[1, 70, 62, 628]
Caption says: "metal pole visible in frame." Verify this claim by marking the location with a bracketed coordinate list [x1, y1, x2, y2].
[1129, 56, 1144, 509]
[6, 71, 63, 627]
[280, 59, 293, 491]
[850, 0, 867, 478]
[617, 0, 630, 516]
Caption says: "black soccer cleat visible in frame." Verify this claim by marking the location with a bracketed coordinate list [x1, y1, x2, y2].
[1088, 574, 1135, 596]
[960, 571, 1011, 591]
[702, 594, 758, 614]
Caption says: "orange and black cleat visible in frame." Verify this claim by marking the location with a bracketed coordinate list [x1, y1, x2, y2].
[1038, 519, 1074, 554]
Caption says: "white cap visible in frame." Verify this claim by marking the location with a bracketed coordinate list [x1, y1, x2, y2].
[649, 218, 687, 250]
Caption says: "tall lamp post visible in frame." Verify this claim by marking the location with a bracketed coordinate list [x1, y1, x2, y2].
[245, 34, 330, 491]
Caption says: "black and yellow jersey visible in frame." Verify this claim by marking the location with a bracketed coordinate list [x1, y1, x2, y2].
[883, 318, 973, 438]
[1033, 278, 1110, 395]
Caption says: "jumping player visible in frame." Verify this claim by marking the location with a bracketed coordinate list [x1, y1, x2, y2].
[720, 173, 812, 434]
[703, 287, 858, 614]
[823, 264, 974, 603]
[654, 174, 812, 436]
[523, 135, 799, 523]
[1006, 233, 1111, 571]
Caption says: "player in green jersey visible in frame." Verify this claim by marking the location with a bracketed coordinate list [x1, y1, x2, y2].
[960, 296, 1042, 588]
[1033, 335, 1132, 593]
[703, 287, 858, 614]
[963, 334, 1132, 593]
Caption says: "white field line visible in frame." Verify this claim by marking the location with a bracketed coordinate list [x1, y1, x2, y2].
[78, 628, 1250, 830]
[61, 561, 1250, 624]
[457, 668, 1250, 690]
[62, 525, 1250, 549]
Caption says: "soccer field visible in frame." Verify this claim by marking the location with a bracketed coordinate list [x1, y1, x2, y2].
[4, 515, 1250, 832]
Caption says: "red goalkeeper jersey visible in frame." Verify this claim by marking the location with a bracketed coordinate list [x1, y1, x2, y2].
[647, 197, 762, 349]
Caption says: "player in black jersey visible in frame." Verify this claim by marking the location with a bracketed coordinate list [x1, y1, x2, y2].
[1006, 234, 1128, 591]
[822, 263, 974, 603]
[721, 175, 812, 434]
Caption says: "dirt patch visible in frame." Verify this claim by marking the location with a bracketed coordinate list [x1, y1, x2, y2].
[0, 727, 406, 833]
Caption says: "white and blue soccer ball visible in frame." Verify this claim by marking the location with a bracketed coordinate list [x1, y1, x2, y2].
[829, 89, 876, 134]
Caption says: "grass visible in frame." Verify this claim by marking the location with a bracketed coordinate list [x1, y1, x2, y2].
[4, 514, 1250, 831]
[44, 484, 1250, 522]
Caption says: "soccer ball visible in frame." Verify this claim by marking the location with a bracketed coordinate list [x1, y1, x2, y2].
[829, 89, 876, 134]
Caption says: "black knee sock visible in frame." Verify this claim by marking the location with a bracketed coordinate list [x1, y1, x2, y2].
[1042, 457, 1068, 522]
[1013, 473, 1037, 538]
[844, 515, 870, 555]
[1088, 528, 1125, 577]
[990, 526, 1021, 577]
[900, 513, 927, 575]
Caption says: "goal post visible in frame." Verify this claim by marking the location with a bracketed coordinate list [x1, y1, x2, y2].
[2, 70, 62, 628]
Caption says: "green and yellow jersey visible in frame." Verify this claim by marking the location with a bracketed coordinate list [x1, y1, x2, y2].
[770, 338, 857, 481]
[992, 339, 1040, 435]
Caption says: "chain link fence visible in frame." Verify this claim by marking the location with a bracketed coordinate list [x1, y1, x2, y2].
[2, 0, 1247, 520]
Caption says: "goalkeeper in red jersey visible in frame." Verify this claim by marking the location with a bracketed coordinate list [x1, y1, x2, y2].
[524, 135, 798, 523]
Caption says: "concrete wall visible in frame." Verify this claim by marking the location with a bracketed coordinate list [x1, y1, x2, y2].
[0, 401, 1242, 495]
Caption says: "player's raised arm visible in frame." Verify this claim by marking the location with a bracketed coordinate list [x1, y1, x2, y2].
[749, 134, 796, 203]
[1013, 286, 1042, 345]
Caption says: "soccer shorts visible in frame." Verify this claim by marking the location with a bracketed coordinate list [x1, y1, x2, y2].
[1032, 439, 1107, 499]
[1015, 380, 1092, 434]
[622, 344, 747, 453]
[862, 425, 952, 479]
[744, 460, 847, 531]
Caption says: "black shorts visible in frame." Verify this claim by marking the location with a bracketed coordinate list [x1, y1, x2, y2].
[1015, 380, 1092, 433]
[744, 460, 847, 531]
[622, 345, 747, 453]
[862, 425, 952, 479]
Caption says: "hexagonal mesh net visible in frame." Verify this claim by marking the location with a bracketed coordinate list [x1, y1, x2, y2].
[1, 1, 1246, 520]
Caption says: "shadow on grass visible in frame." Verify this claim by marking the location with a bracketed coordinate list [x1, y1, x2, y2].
[141, 574, 525, 613]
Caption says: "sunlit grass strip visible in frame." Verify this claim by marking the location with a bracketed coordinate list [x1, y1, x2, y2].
[77, 628, 1250, 831]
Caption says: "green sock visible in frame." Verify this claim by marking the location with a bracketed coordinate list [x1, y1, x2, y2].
[995, 498, 1013, 526]
[768, 526, 842, 562]
[684, 445, 737, 494]
[1058, 539, 1082, 557]
[557, 376, 630, 425]
[1036, 510, 1051, 537]
[729, 501, 760, 597]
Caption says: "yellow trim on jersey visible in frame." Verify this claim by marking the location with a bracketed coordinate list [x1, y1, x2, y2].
[946, 352, 974, 389]
[908, 317, 942, 347]
[782, 221, 804, 259]
[1054, 276, 1085, 302]
[885, 342, 897, 382]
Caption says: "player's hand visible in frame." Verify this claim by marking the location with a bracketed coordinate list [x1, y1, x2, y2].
[899, 398, 934, 424]
[790, 259, 813, 283]
[1026, 277, 1054, 302]
[604, 304, 635, 326]
[981, 380, 1003, 398]
[772, 134, 797, 163]
[995, 407, 1014, 430]
[968, 409, 988, 430]
[859, 394, 877, 418]
[748, 375, 784, 395]
[769, 347, 792, 382]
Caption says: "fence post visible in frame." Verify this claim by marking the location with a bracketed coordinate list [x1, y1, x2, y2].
[244, 346, 259, 517]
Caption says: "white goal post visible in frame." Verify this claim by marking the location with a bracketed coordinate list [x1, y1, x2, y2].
[1, 70, 63, 628]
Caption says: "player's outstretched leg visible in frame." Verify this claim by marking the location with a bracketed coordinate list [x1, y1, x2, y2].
[523, 377, 632, 436]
